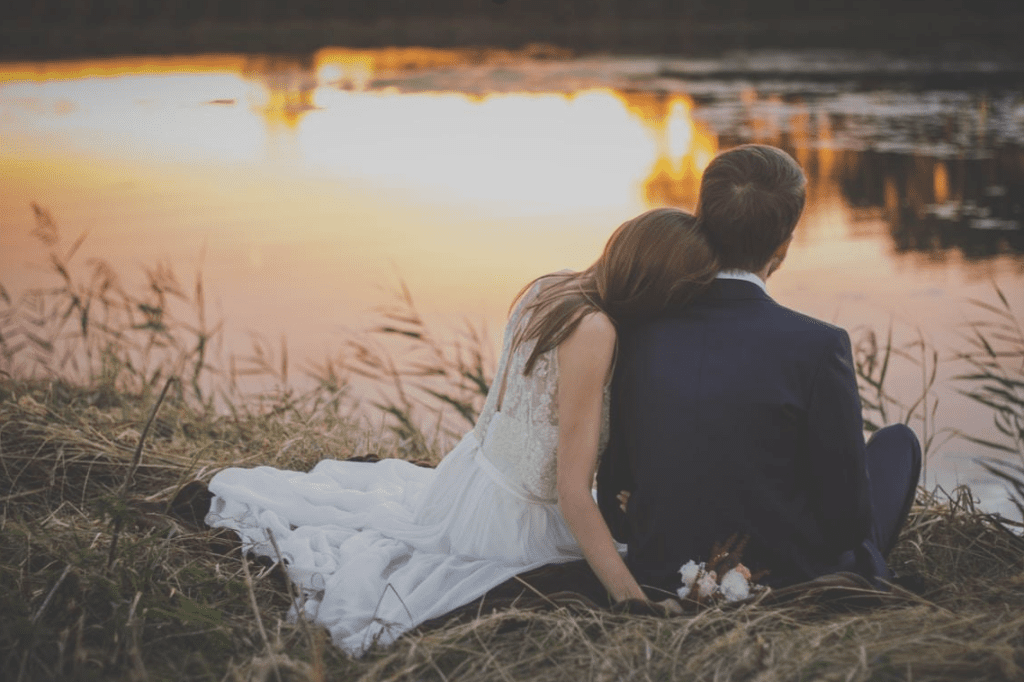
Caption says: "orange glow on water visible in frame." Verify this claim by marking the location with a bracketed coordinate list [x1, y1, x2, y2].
[615, 91, 718, 209]
[0, 54, 252, 83]
[313, 46, 471, 84]
[0, 49, 465, 86]
[934, 162, 950, 204]
[314, 50, 375, 91]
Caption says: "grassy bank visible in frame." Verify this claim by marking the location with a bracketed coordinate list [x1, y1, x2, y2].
[2, 209, 1024, 679]
[1, 376, 1024, 681]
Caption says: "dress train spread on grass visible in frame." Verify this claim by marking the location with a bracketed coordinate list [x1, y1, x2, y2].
[206, 277, 609, 655]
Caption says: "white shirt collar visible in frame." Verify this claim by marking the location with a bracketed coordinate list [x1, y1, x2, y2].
[715, 269, 768, 294]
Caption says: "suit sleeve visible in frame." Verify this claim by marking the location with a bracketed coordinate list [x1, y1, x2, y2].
[806, 329, 872, 554]
[596, 356, 634, 544]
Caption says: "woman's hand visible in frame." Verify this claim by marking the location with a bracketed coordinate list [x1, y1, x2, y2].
[611, 597, 683, 617]
[656, 598, 684, 615]
[617, 490, 630, 514]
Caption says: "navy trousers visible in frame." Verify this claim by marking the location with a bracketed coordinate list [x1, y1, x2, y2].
[839, 423, 922, 583]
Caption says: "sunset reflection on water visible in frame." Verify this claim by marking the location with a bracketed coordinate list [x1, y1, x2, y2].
[2, 51, 1023, 503]
[3, 51, 1020, 314]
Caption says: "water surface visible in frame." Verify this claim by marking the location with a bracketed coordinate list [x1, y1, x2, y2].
[2, 48, 1022, 513]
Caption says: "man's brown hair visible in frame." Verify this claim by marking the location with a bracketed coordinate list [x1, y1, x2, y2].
[695, 144, 806, 272]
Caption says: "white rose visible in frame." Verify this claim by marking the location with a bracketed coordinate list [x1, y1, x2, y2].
[697, 572, 719, 600]
[677, 560, 703, 598]
[720, 567, 751, 602]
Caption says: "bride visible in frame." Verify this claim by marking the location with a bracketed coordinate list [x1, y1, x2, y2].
[205, 207, 719, 655]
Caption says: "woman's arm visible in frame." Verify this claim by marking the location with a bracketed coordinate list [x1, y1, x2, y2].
[556, 311, 647, 603]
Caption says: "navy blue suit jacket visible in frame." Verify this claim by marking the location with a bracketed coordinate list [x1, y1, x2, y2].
[597, 278, 874, 592]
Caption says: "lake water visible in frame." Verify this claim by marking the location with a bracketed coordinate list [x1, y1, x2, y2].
[1, 47, 1022, 515]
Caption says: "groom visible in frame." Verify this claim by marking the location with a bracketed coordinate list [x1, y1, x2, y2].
[596, 144, 921, 595]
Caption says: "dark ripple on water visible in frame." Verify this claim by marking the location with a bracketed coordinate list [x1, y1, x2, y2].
[363, 49, 1024, 155]
[360, 50, 1024, 248]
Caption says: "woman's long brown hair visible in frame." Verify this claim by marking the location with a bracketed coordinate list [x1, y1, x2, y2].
[509, 208, 719, 376]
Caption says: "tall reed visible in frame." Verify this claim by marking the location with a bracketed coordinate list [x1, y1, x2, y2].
[953, 284, 1024, 520]
[3, 204, 1022, 487]
[338, 279, 493, 460]
[850, 319, 955, 489]
[0, 205, 362, 427]
[0, 204, 221, 410]
[0, 205, 495, 461]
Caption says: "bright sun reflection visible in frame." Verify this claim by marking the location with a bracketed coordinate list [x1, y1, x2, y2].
[614, 91, 718, 209]
[666, 98, 694, 164]
[298, 88, 656, 215]
[313, 49, 375, 91]
[0, 54, 730, 216]
[1, 66, 265, 164]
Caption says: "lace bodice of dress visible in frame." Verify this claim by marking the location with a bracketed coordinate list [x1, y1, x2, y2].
[472, 274, 611, 503]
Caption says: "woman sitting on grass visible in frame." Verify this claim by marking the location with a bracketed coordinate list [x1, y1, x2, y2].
[205, 207, 718, 655]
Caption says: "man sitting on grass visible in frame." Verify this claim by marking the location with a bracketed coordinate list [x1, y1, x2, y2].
[596, 144, 922, 597]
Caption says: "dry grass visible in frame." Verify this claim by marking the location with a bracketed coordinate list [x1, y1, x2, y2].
[0, 377, 376, 682]
[2, 378, 1024, 682]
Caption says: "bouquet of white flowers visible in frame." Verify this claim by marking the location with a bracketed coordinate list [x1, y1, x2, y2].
[677, 560, 767, 603]
[676, 535, 768, 605]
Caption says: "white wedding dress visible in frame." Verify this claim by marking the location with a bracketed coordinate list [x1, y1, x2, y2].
[206, 276, 610, 655]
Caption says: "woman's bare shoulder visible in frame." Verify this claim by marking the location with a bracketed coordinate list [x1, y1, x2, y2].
[558, 310, 616, 394]
[567, 310, 616, 350]
[577, 309, 615, 334]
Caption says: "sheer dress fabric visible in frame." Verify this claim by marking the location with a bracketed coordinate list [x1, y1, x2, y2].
[206, 274, 611, 655]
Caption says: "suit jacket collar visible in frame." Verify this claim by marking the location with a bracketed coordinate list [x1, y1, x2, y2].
[705, 277, 774, 302]
[716, 269, 768, 293]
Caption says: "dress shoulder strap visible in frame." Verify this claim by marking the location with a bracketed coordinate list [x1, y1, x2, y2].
[495, 271, 573, 411]
[474, 271, 568, 435]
